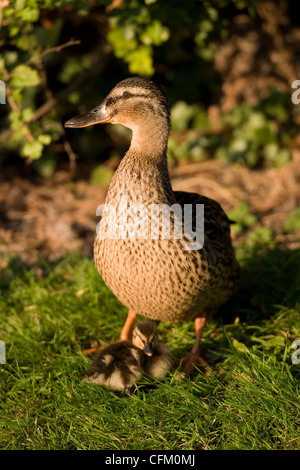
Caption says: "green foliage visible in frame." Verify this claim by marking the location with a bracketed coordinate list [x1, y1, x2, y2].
[246, 226, 276, 250]
[168, 94, 293, 167]
[33, 152, 57, 176]
[10, 64, 41, 88]
[216, 101, 292, 168]
[171, 101, 210, 133]
[108, 9, 170, 76]
[168, 101, 212, 162]
[228, 201, 258, 235]
[107, 0, 216, 76]
[0, 0, 296, 170]
[90, 164, 113, 185]
[284, 208, 300, 233]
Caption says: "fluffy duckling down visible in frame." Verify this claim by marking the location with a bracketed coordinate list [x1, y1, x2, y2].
[83, 321, 171, 393]
[132, 321, 171, 380]
[82, 340, 143, 393]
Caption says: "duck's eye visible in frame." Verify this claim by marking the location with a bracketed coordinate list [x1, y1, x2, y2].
[123, 91, 131, 98]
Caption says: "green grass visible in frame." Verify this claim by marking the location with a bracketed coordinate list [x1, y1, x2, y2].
[1, 240, 300, 450]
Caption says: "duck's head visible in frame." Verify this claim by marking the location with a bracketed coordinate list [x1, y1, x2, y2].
[65, 77, 170, 154]
[132, 321, 159, 356]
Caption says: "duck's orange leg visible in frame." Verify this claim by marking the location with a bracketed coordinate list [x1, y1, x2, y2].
[82, 345, 103, 355]
[83, 309, 137, 355]
[120, 309, 137, 341]
[173, 313, 209, 375]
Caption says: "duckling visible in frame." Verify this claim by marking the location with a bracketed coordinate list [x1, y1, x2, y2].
[82, 340, 143, 394]
[83, 321, 170, 392]
[65, 77, 239, 374]
[132, 321, 171, 380]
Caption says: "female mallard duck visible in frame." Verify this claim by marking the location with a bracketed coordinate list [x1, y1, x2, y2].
[65, 77, 239, 374]
[83, 321, 170, 392]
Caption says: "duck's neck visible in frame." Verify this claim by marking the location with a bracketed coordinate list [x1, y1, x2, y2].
[109, 149, 174, 204]
[129, 120, 169, 159]
[105, 119, 174, 205]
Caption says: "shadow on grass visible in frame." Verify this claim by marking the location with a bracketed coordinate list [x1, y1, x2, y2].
[198, 245, 300, 367]
[0, 254, 60, 289]
[219, 245, 300, 323]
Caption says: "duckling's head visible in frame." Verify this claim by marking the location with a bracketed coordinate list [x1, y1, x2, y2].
[65, 77, 170, 155]
[132, 321, 159, 356]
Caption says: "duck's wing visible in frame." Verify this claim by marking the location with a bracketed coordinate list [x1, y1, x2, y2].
[173, 190, 237, 267]
[174, 190, 231, 235]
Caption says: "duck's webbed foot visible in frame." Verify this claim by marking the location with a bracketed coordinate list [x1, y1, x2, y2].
[82, 345, 103, 356]
[172, 353, 209, 376]
[173, 313, 209, 376]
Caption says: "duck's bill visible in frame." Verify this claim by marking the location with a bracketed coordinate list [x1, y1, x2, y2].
[143, 343, 153, 356]
[64, 103, 111, 128]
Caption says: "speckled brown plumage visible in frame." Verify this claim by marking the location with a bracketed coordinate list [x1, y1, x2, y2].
[65, 77, 239, 372]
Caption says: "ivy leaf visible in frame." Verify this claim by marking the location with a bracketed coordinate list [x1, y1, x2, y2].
[21, 140, 43, 159]
[283, 208, 300, 233]
[126, 46, 154, 76]
[18, 7, 40, 22]
[228, 201, 257, 235]
[37, 134, 51, 145]
[90, 164, 113, 185]
[140, 20, 170, 46]
[10, 65, 40, 89]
